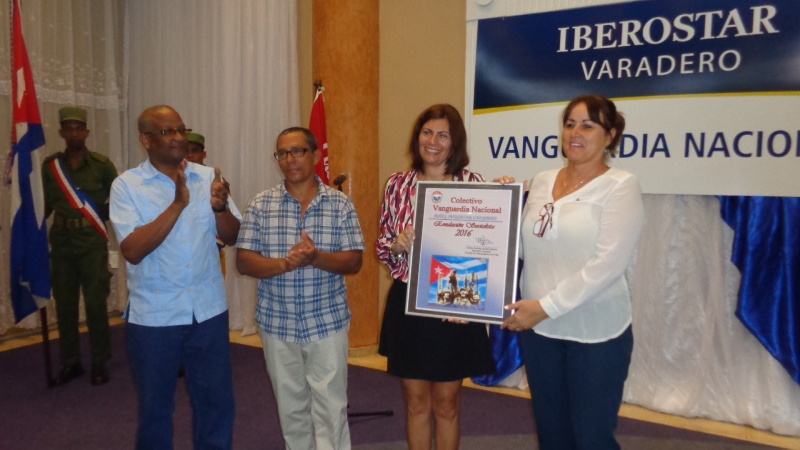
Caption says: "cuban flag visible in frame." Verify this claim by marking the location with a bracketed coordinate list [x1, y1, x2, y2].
[7, 0, 51, 323]
[428, 258, 452, 286]
[427, 256, 489, 309]
[309, 85, 329, 185]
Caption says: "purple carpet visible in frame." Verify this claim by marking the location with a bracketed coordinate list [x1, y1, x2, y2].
[0, 325, 779, 449]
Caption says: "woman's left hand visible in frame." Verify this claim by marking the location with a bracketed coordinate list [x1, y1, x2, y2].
[493, 175, 528, 191]
[493, 175, 515, 184]
[501, 300, 549, 331]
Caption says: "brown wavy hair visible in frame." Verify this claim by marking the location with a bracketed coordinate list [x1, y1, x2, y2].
[409, 104, 469, 175]
[562, 95, 625, 157]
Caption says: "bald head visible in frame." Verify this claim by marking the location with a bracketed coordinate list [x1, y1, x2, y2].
[138, 105, 179, 133]
[137, 106, 188, 167]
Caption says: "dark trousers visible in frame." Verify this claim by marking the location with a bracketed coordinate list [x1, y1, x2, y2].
[520, 326, 634, 450]
[126, 311, 235, 450]
[51, 244, 111, 367]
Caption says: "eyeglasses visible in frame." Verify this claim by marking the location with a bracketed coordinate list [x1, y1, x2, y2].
[532, 202, 554, 238]
[144, 128, 191, 137]
[274, 147, 310, 160]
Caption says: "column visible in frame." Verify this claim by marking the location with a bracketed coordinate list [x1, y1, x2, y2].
[312, 0, 380, 351]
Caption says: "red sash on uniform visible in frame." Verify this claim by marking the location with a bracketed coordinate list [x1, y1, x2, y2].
[49, 158, 109, 241]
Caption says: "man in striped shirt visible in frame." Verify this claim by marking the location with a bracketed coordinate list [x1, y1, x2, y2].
[236, 127, 364, 450]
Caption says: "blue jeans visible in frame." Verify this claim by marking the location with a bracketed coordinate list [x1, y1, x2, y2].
[520, 327, 633, 450]
[126, 311, 235, 450]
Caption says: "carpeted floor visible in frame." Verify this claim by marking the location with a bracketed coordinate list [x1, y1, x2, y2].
[0, 325, 778, 449]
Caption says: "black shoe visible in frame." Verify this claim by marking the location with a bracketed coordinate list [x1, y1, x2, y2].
[91, 364, 109, 386]
[54, 364, 85, 386]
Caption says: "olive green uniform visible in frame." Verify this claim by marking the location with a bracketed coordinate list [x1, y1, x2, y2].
[42, 151, 118, 368]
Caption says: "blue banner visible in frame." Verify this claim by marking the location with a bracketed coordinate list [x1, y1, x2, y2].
[474, 0, 800, 110]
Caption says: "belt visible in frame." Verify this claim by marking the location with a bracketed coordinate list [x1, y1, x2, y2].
[53, 215, 93, 229]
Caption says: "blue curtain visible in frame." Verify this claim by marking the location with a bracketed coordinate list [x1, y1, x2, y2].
[720, 196, 800, 385]
[472, 325, 523, 386]
[472, 260, 524, 386]
[472, 191, 527, 386]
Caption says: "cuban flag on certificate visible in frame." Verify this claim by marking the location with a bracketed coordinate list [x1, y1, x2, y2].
[427, 255, 488, 311]
[7, 0, 51, 323]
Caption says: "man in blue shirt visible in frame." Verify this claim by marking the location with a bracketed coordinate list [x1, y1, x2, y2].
[237, 127, 364, 450]
[110, 105, 240, 450]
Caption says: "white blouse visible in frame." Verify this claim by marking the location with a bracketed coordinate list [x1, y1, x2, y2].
[520, 167, 644, 343]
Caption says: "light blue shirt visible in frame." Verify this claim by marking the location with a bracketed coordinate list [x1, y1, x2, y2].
[110, 160, 241, 326]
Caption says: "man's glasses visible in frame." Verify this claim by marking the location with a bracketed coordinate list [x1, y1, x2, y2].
[145, 128, 191, 137]
[532, 202, 554, 237]
[274, 147, 310, 160]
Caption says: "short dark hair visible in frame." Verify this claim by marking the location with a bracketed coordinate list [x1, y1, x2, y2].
[277, 127, 318, 151]
[137, 105, 177, 133]
[409, 104, 469, 175]
[562, 95, 625, 157]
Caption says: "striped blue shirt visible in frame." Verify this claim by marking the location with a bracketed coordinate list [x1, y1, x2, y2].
[236, 179, 365, 343]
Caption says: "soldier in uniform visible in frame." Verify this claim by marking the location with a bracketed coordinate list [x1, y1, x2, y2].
[186, 132, 207, 165]
[42, 106, 118, 386]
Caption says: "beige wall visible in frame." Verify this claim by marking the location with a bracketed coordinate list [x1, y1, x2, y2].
[298, 0, 314, 124]
[297, 0, 467, 331]
[377, 0, 467, 306]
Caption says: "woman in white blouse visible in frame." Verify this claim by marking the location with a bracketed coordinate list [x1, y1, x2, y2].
[501, 95, 644, 450]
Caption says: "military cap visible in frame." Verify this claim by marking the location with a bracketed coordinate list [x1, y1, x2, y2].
[187, 132, 205, 148]
[58, 106, 88, 124]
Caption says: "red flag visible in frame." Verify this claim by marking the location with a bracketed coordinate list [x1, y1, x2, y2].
[309, 86, 329, 185]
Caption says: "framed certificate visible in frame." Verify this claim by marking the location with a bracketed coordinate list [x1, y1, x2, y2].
[406, 182, 523, 324]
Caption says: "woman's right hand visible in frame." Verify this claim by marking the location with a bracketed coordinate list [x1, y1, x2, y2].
[501, 300, 549, 331]
[391, 226, 415, 256]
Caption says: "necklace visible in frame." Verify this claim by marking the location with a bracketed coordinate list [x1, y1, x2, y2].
[562, 176, 587, 197]
[562, 168, 604, 197]
[419, 171, 450, 182]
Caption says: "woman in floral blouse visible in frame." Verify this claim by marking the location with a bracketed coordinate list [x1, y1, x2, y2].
[376, 104, 495, 450]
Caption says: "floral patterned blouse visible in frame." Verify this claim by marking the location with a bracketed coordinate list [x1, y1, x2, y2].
[376, 169, 485, 282]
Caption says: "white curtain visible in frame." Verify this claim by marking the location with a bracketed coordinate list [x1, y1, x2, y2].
[624, 195, 800, 437]
[125, 0, 299, 334]
[1, 0, 297, 335]
[0, 0, 127, 334]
